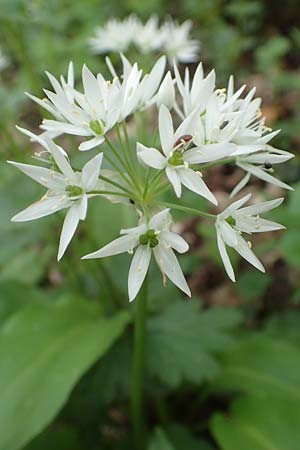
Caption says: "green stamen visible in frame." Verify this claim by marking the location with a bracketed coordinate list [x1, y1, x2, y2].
[65, 185, 83, 196]
[89, 119, 105, 135]
[139, 229, 159, 248]
[226, 216, 236, 226]
[168, 150, 184, 166]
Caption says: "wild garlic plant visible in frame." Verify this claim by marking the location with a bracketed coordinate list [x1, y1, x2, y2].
[9, 54, 293, 447]
[11, 54, 293, 300]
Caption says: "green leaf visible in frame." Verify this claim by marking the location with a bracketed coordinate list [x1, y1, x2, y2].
[148, 428, 175, 450]
[147, 301, 241, 388]
[211, 395, 300, 450]
[0, 297, 130, 450]
[214, 336, 300, 401]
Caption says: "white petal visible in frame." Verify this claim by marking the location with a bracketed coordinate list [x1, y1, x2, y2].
[220, 193, 252, 219]
[157, 71, 175, 109]
[137, 143, 166, 169]
[128, 245, 152, 302]
[46, 138, 76, 182]
[159, 105, 174, 157]
[57, 204, 80, 260]
[82, 234, 139, 259]
[160, 230, 189, 253]
[166, 167, 182, 197]
[178, 168, 217, 205]
[234, 216, 285, 233]
[149, 208, 171, 231]
[78, 136, 105, 151]
[237, 162, 293, 190]
[12, 196, 69, 222]
[229, 173, 251, 198]
[218, 220, 238, 247]
[153, 245, 191, 296]
[236, 197, 284, 216]
[82, 64, 103, 112]
[7, 161, 66, 190]
[174, 107, 200, 142]
[81, 153, 103, 191]
[216, 228, 235, 282]
[184, 143, 236, 164]
[233, 234, 265, 273]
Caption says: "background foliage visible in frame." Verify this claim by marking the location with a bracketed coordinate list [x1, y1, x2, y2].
[0, 0, 300, 448]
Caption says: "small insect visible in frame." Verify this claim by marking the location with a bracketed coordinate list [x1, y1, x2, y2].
[264, 162, 272, 170]
[174, 134, 193, 148]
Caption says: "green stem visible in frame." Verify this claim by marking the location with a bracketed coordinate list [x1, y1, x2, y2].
[131, 277, 148, 450]
[158, 201, 216, 219]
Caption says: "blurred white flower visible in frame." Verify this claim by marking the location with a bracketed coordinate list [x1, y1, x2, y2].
[89, 15, 140, 54]
[215, 194, 285, 281]
[9, 139, 103, 260]
[161, 19, 200, 63]
[83, 208, 190, 301]
[88, 16, 200, 63]
[134, 16, 165, 54]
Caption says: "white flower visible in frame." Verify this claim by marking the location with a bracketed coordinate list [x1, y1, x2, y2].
[174, 61, 215, 117]
[32, 56, 165, 151]
[82, 209, 191, 301]
[137, 105, 234, 203]
[9, 139, 103, 260]
[230, 147, 294, 197]
[215, 194, 285, 281]
[89, 16, 140, 54]
[161, 19, 200, 63]
[134, 16, 165, 53]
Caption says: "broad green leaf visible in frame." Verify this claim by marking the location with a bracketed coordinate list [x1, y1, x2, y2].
[148, 428, 175, 450]
[0, 297, 130, 450]
[211, 395, 300, 450]
[147, 301, 241, 388]
[214, 336, 300, 401]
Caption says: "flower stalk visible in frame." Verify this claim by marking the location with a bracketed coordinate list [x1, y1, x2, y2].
[131, 277, 148, 450]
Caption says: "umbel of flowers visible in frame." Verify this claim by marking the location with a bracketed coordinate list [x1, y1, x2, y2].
[11, 55, 293, 301]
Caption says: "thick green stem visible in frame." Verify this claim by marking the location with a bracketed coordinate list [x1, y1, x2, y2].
[131, 278, 148, 450]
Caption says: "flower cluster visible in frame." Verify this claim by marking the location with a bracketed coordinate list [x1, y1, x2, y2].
[89, 16, 200, 63]
[11, 56, 293, 301]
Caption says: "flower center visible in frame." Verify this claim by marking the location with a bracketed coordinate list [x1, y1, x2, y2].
[89, 119, 105, 135]
[139, 229, 159, 248]
[226, 216, 236, 226]
[65, 185, 83, 197]
[168, 150, 184, 166]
